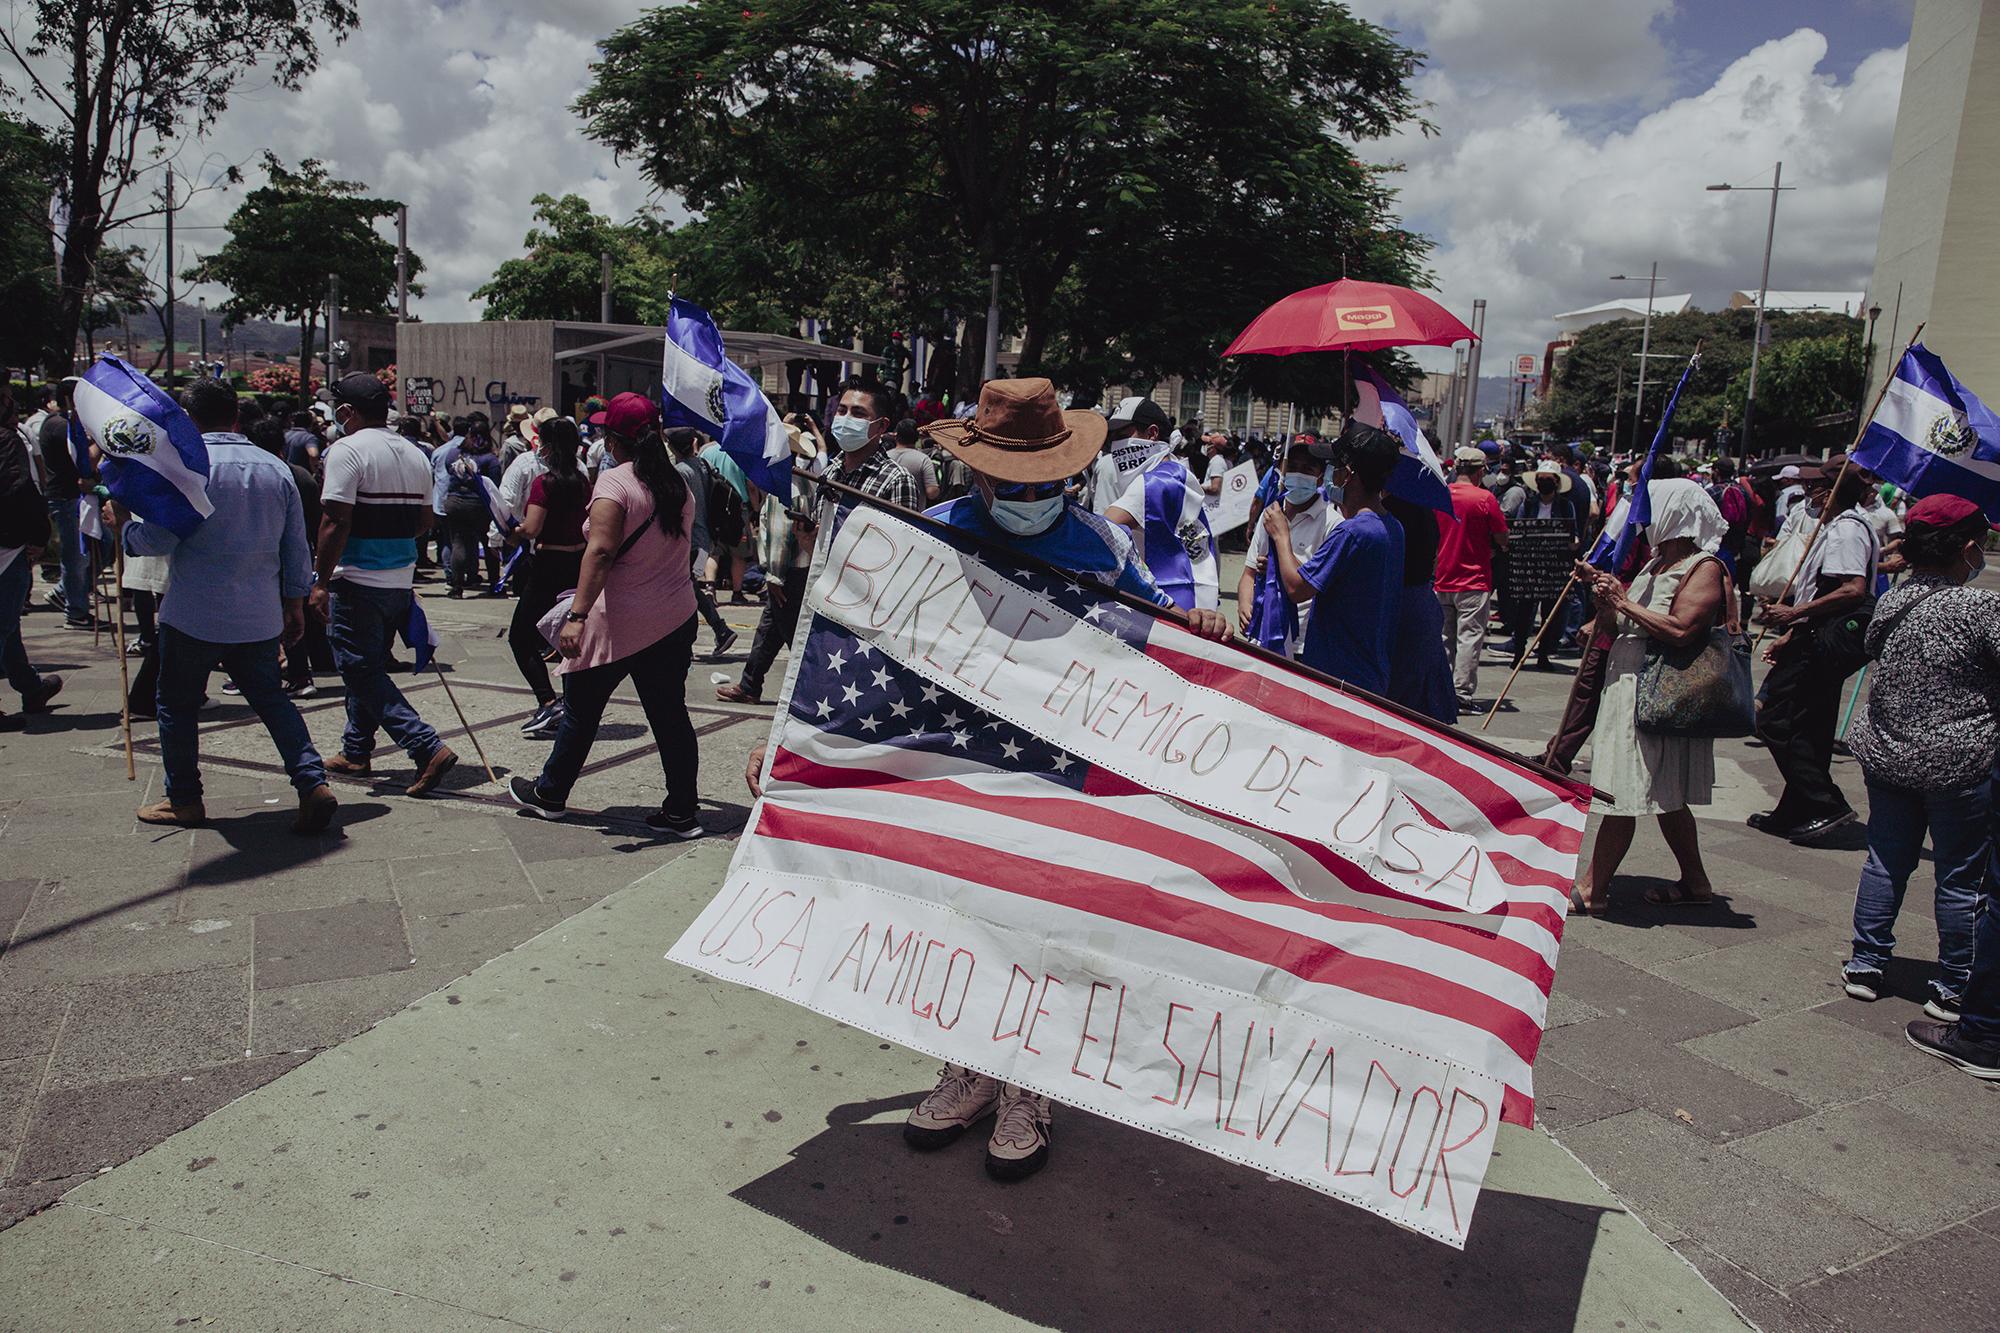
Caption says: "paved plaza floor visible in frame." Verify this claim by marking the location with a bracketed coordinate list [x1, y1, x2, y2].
[0, 556, 1995, 1331]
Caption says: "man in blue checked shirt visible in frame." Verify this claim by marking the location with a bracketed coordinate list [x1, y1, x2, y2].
[107, 379, 335, 834]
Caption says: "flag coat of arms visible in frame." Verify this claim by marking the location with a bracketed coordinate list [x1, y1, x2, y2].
[658, 295, 791, 498]
[1853, 343, 2000, 520]
[71, 354, 213, 538]
[671, 492, 1590, 1246]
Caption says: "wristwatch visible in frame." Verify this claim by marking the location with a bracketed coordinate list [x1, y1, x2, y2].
[564, 610, 587, 623]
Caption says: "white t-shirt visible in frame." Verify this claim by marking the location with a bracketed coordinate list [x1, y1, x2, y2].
[320, 426, 434, 590]
[1087, 453, 1121, 514]
[1204, 454, 1228, 488]
[1775, 483, 1806, 524]
[1858, 493, 1903, 545]
[1793, 508, 1877, 602]
[499, 449, 546, 524]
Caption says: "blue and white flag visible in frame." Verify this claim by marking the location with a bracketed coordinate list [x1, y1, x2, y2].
[480, 475, 518, 532]
[660, 295, 791, 498]
[1139, 458, 1219, 611]
[402, 595, 440, 673]
[1352, 363, 1451, 515]
[1589, 351, 1700, 575]
[1853, 343, 2000, 521]
[71, 355, 212, 539]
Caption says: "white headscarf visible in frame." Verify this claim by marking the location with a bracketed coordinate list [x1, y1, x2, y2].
[1644, 478, 1729, 553]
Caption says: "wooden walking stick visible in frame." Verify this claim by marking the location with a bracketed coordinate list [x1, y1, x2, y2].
[1480, 569, 1580, 732]
[111, 543, 134, 780]
[413, 594, 496, 784]
[1753, 320, 1925, 646]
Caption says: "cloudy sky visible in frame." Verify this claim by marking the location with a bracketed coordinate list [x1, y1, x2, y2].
[129, 0, 1914, 372]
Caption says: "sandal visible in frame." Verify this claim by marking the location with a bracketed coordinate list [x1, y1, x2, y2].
[1643, 881, 1716, 908]
[1569, 886, 1609, 917]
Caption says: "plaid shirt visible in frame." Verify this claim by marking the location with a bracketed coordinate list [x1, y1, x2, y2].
[839, 445, 924, 512]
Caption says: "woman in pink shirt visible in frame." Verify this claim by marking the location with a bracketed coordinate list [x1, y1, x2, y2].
[510, 393, 702, 836]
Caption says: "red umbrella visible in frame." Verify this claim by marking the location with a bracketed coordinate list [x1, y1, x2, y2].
[1223, 278, 1477, 356]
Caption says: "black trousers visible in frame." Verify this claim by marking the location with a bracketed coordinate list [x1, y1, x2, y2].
[507, 548, 583, 707]
[739, 566, 808, 699]
[1756, 634, 1855, 824]
[443, 496, 489, 591]
[537, 614, 698, 814]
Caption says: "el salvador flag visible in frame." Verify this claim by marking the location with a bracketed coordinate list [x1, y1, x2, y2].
[1589, 351, 1700, 575]
[1352, 362, 1451, 515]
[1853, 343, 2000, 522]
[658, 295, 791, 498]
[401, 596, 440, 673]
[71, 355, 212, 539]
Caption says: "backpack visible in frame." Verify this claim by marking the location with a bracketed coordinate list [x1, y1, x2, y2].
[702, 459, 746, 547]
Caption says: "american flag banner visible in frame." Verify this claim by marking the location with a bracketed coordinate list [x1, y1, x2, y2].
[670, 492, 1591, 1247]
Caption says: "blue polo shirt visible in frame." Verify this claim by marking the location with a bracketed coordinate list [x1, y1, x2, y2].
[1296, 507, 1404, 694]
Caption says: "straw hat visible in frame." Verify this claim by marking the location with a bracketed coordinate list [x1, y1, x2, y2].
[920, 377, 1106, 484]
[1532, 460, 1572, 492]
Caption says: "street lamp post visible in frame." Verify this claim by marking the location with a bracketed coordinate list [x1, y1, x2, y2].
[1608, 264, 1662, 449]
[1708, 162, 1793, 467]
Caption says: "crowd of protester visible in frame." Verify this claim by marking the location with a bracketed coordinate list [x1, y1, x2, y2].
[1, 359, 1995, 1174]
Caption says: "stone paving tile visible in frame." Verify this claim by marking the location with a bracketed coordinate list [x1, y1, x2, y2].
[1542, 989, 1604, 1031]
[1543, 1018, 1812, 1144]
[1648, 937, 1851, 1018]
[1791, 1223, 2000, 1332]
[176, 863, 397, 923]
[1973, 1207, 2000, 1240]
[1528, 1056, 1636, 1131]
[389, 847, 540, 916]
[0, 878, 36, 943]
[0, 989, 71, 1062]
[251, 966, 464, 1057]
[1554, 1109, 1892, 1289]
[404, 903, 568, 979]
[1682, 1009, 1942, 1109]
[42, 967, 249, 1091]
[0, 896, 250, 993]
[1729, 1100, 2000, 1241]
[1669, 1239, 1839, 1333]
[8, 1053, 310, 1185]
[253, 902, 412, 991]
[1551, 944, 1755, 1044]
[1556, 907, 1731, 971]
[1816, 991, 1943, 1043]
[0, 1056, 41, 1158]
[514, 850, 682, 908]
[1879, 1073, 2000, 1156]
[0, 1177, 78, 1229]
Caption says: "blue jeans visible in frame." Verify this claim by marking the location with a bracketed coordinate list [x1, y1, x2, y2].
[45, 495, 89, 621]
[326, 579, 442, 764]
[157, 625, 325, 806]
[1849, 776, 1991, 1002]
[0, 556, 45, 698]
[1959, 890, 2000, 1046]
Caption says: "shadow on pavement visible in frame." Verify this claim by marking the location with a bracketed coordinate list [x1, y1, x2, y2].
[1595, 877, 1762, 931]
[734, 1095, 1610, 1331]
[182, 801, 395, 889]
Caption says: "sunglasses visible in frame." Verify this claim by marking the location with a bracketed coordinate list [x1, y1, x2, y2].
[989, 480, 1066, 501]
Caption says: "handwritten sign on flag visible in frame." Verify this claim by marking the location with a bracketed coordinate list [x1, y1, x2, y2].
[670, 496, 1589, 1246]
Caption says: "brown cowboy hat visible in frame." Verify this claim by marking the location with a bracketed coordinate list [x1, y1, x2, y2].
[920, 377, 1106, 484]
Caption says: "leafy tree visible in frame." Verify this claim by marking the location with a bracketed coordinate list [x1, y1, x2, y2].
[78, 244, 151, 359]
[471, 193, 677, 324]
[577, 0, 1432, 407]
[1, 0, 361, 377]
[0, 113, 61, 372]
[1539, 308, 1862, 454]
[184, 154, 422, 405]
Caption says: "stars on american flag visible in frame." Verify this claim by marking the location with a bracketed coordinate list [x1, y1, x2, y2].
[788, 615, 1088, 789]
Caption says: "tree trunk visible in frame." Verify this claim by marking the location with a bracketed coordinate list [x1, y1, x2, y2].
[956, 309, 986, 402]
[52, 215, 103, 379]
[298, 309, 319, 407]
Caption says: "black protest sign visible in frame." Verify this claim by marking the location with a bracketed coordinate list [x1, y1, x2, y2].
[1502, 517, 1575, 602]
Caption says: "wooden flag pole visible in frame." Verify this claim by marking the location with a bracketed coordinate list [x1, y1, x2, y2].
[431, 659, 496, 784]
[1753, 320, 1924, 647]
[111, 544, 134, 780]
[1480, 569, 1580, 732]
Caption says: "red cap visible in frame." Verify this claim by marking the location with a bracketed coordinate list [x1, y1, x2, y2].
[1905, 492, 1984, 529]
[596, 391, 657, 439]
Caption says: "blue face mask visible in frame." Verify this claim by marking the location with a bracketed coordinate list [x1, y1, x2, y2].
[830, 413, 874, 453]
[1281, 471, 1319, 505]
[987, 493, 1064, 536]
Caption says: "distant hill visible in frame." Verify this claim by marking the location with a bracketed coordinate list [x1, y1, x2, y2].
[104, 303, 315, 356]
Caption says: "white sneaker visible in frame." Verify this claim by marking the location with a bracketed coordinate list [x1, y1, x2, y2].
[902, 1065, 1000, 1150]
[984, 1084, 1052, 1181]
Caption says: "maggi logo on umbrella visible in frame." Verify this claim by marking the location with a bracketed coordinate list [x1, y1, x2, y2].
[1335, 305, 1395, 329]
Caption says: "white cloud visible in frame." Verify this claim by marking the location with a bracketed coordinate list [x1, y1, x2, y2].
[86, 3, 1902, 376]
[119, 2, 663, 324]
[1357, 25, 1906, 370]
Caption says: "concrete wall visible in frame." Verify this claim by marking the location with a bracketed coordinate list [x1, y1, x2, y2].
[1865, 0, 1998, 401]
[394, 321, 556, 419]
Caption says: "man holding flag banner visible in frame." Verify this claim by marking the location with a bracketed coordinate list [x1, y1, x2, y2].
[91, 375, 337, 834]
